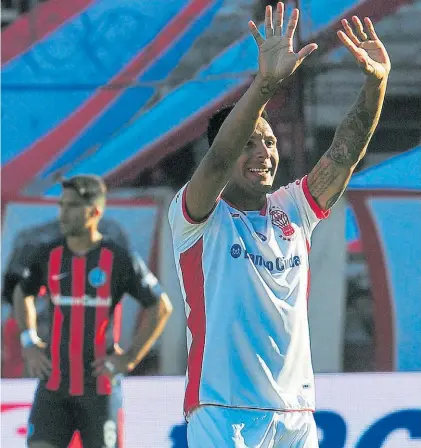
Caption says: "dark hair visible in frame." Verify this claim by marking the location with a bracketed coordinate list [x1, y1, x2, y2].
[207, 104, 270, 146]
[61, 175, 107, 204]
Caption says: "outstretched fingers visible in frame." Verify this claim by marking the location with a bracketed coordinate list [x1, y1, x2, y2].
[285, 8, 299, 42]
[338, 30, 359, 56]
[364, 17, 379, 41]
[249, 20, 265, 46]
[265, 5, 274, 38]
[341, 19, 360, 46]
[274, 2, 284, 36]
[337, 30, 367, 67]
[352, 16, 368, 42]
[297, 43, 318, 62]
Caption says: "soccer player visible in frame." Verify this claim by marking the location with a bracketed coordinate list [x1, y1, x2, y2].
[12, 175, 173, 448]
[169, 3, 390, 447]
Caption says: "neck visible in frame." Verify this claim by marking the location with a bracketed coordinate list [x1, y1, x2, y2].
[66, 228, 102, 254]
[222, 184, 266, 211]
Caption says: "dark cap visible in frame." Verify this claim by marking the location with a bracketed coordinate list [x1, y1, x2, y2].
[61, 175, 107, 202]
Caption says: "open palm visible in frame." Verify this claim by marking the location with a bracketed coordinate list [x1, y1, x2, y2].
[338, 16, 391, 79]
[249, 2, 317, 82]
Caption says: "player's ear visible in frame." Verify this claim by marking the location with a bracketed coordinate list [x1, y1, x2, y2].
[95, 205, 105, 218]
[90, 206, 101, 218]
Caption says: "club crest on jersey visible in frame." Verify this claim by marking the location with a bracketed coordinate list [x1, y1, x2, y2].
[269, 206, 295, 241]
[88, 267, 107, 287]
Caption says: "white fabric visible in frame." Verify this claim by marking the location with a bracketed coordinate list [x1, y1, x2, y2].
[169, 177, 329, 417]
[187, 407, 319, 448]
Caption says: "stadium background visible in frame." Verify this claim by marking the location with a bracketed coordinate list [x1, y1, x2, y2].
[1, 0, 420, 446]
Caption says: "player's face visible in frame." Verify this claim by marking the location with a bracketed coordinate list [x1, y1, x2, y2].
[230, 118, 279, 194]
[58, 189, 98, 237]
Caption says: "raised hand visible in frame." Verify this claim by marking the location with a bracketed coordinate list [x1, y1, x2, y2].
[248, 2, 317, 85]
[338, 16, 391, 80]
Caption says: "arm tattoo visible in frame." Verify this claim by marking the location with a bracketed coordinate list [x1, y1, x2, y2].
[308, 81, 385, 207]
[308, 160, 346, 209]
[259, 77, 278, 96]
[307, 157, 341, 198]
[326, 89, 377, 167]
[325, 192, 342, 210]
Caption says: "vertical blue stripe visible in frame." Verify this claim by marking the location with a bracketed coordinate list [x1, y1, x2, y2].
[369, 198, 421, 371]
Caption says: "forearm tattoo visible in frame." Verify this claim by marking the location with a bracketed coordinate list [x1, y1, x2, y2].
[327, 89, 376, 167]
[307, 157, 341, 198]
[308, 86, 382, 209]
[259, 77, 278, 96]
[325, 192, 342, 209]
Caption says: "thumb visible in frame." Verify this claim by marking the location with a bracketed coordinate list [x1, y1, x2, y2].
[358, 58, 375, 76]
[297, 43, 318, 62]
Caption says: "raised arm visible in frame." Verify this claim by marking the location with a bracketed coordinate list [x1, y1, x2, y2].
[307, 16, 391, 209]
[186, 3, 318, 221]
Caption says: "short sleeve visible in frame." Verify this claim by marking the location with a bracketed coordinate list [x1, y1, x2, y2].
[2, 244, 42, 303]
[124, 253, 162, 308]
[168, 183, 220, 252]
[19, 262, 43, 298]
[2, 272, 20, 304]
[283, 176, 330, 239]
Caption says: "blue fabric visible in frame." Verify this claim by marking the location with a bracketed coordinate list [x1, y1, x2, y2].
[2, 0, 191, 164]
[349, 147, 421, 190]
[40, 0, 223, 178]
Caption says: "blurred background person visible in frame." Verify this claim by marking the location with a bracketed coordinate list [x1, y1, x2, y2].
[12, 175, 172, 448]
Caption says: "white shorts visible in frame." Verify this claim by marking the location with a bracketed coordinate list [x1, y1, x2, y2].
[187, 406, 319, 448]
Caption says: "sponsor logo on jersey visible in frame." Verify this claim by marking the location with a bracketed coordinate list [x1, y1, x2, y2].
[51, 272, 68, 281]
[230, 245, 301, 273]
[269, 206, 295, 240]
[230, 244, 242, 258]
[51, 295, 111, 307]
